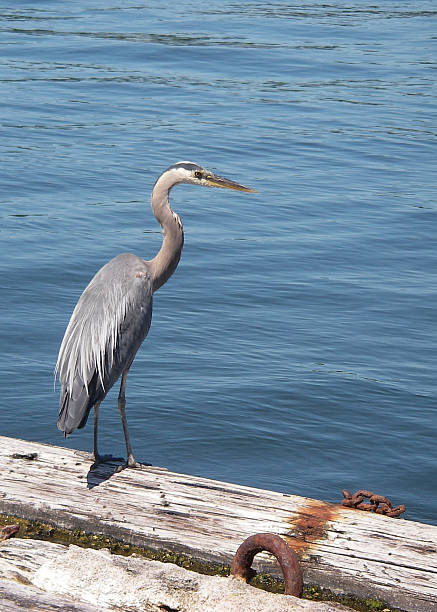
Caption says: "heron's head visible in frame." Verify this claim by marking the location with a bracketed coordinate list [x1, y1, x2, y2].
[160, 161, 256, 193]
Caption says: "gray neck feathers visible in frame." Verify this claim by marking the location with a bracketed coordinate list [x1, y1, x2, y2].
[148, 171, 184, 292]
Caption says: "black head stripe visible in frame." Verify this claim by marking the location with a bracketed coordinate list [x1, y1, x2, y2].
[166, 161, 202, 173]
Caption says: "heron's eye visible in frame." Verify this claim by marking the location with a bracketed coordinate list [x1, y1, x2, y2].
[194, 171, 203, 179]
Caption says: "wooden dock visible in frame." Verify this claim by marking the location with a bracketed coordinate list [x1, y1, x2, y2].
[0, 435, 436, 611]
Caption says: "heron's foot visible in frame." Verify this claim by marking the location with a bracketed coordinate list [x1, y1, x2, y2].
[115, 455, 149, 472]
[92, 453, 124, 466]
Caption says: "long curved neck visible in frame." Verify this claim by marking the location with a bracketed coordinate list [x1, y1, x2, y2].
[148, 174, 184, 293]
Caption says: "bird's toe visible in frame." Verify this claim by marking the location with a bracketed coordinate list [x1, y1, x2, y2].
[127, 456, 144, 469]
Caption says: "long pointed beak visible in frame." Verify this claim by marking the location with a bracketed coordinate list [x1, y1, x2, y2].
[204, 173, 256, 193]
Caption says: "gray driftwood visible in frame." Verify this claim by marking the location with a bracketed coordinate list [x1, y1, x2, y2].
[0, 436, 436, 612]
[0, 539, 349, 611]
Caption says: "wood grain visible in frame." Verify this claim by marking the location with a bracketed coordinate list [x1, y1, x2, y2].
[0, 436, 436, 611]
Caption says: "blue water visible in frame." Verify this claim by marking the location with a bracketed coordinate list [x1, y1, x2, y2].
[1, 1, 436, 525]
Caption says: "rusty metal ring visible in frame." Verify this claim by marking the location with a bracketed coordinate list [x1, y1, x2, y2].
[231, 533, 303, 597]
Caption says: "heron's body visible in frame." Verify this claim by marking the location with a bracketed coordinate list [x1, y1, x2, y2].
[56, 161, 254, 468]
[57, 254, 153, 435]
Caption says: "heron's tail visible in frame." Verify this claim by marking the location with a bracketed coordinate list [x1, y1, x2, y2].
[57, 381, 94, 435]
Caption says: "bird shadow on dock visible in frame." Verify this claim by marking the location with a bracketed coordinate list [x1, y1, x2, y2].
[86, 457, 151, 489]
[87, 459, 122, 489]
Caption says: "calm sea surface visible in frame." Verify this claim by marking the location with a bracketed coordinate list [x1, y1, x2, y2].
[1, 2, 436, 525]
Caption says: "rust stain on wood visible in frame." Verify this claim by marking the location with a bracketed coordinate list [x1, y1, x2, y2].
[285, 500, 340, 557]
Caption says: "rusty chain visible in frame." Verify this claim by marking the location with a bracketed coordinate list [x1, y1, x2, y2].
[341, 489, 405, 517]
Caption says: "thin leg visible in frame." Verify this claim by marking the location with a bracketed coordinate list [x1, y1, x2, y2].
[117, 369, 142, 469]
[93, 402, 100, 460]
[92, 402, 101, 463]
[92, 401, 123, 466]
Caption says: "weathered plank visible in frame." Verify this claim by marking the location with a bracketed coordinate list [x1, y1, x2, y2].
[0, 539, 349, 611]
[0, 436, 436, 612]
[0, 539, 103, 611]
[0, 580, 104, 612]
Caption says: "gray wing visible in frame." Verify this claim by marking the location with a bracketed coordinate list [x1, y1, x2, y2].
[56, 253, 153, 435]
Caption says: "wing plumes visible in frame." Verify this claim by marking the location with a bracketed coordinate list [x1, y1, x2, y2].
[55, 254, 153, 418]
[56, 283, 133, 397]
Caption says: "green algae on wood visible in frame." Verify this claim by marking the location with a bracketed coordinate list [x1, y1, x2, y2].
[1, 437, 435, 612]
[0, 513, 229, 576]
[0, 514, 403, 612]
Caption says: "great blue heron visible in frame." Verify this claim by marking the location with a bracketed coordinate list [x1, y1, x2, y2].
[55, 161, 255, 469]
